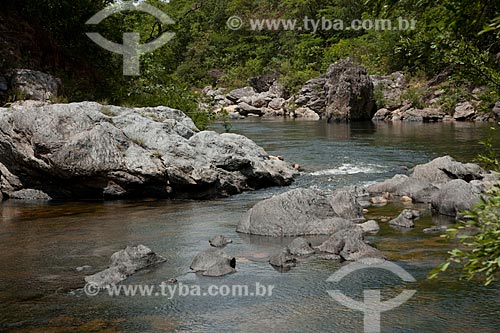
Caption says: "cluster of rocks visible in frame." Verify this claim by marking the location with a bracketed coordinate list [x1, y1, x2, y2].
[0, 102, 297, 201]
[202, 59, 376, 122]
[202, 75, 289, 119]
[372, 73, 500, 123]
[237, 156, 497, 268]
[237, 186, 385, 268]
[85, 245, 166, 289]
[0, 69, 61, 101]
[204, 60, 500, 123]
[191, 235, 236, 277]
[367, 156, 490, 219]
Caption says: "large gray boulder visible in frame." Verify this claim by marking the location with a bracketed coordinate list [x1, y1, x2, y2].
[191, 248, 236, 277]
[293, 59, 375, 121]
[412, 156, 483, 185]
[431, 179, 482, 217]
[0, 102, 296, 200]
[236, 188, 354, 236]
[85, 245, 166, 288]
[324, 60, 375, 122]
[6, 69, 61, 101]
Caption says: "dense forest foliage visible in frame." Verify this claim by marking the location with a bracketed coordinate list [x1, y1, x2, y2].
[2, 0, 500, 111]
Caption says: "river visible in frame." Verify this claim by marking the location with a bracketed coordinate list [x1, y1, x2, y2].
[1, 120, 499, 332]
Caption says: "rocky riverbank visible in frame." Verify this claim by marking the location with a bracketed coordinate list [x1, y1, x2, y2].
[202, 59, 500, 123]
[0, 101, 297, 201]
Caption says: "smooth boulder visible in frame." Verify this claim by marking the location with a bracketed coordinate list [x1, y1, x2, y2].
[237, 188, 354, 237]
[412, 156, 483, 185]
[431, 179, 481, 217]
[191, 248, 236, 277]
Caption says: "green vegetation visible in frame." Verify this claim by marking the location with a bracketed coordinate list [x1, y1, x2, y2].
[2, 0, 500, 126]
[431, 128, 500, 285]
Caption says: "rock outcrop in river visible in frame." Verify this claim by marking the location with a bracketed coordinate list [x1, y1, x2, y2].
[85, 245, 166, 289]
[238, 156, 495, 238]
[0, 102, 297, 200]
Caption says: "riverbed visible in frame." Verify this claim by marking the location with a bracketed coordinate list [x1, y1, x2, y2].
[1, 120, 499, 332]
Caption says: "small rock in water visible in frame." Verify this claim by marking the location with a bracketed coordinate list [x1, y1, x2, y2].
[401, 195, 413, 203]
[209, 235, 233, 248]
[76, 265, 92, 272]
[370, 196, 388, 205]
[389, 209, 420, 228]
[269, 250, 297, 269]
[358, 220, 380, 234]
[423, 226, 448, 233]
[287, 237, 315, 256]
[191, 248, 236, 277]
[164, 278, 178, 284]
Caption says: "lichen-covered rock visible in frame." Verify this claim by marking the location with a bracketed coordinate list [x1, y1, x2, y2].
[324, 60, 375, 122]
[6, 69, 61, 101]
[0, 102, 296, 200]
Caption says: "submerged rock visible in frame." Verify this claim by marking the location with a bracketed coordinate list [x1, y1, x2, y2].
[269, 250, 297, 269]
[316, 228, 385, 261]
[389, 209, 420, 228]
[287, 237, 315, 256]
[191, 248, 236, 277]
[209, 235, 233, 248]
[85, 245, 166, 288]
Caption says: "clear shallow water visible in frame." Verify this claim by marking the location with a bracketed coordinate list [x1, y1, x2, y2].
[1, 120, 499, 332]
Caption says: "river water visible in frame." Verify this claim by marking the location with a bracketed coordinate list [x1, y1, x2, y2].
[1, 120, 499, 332]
